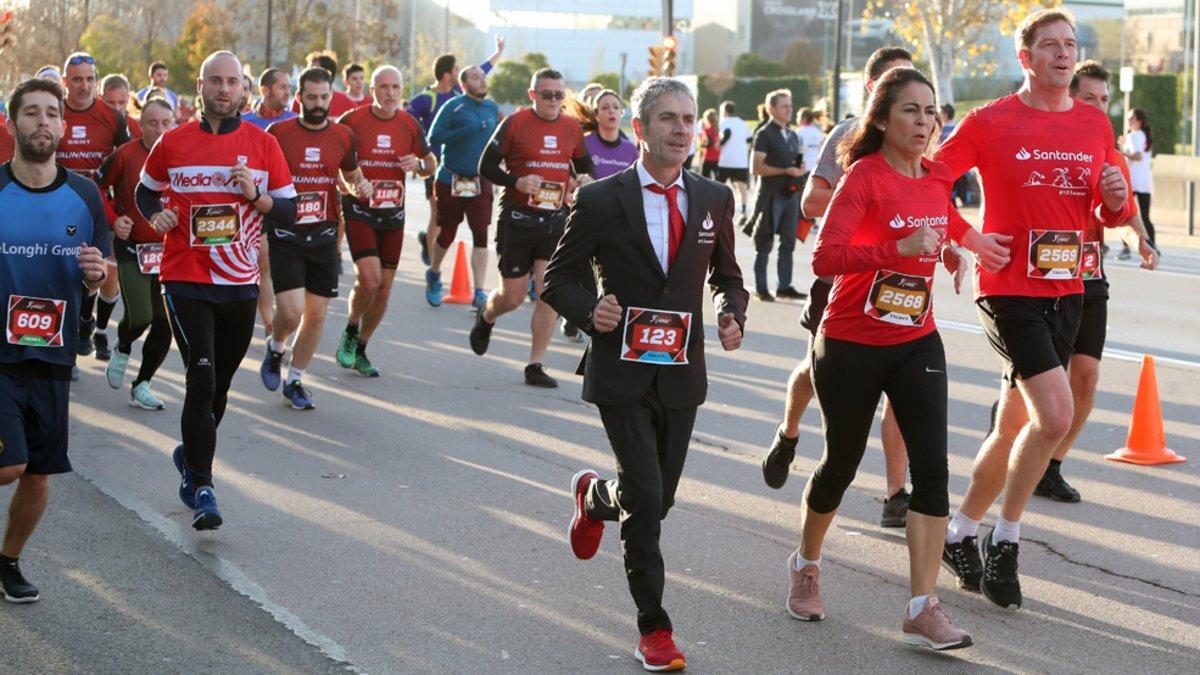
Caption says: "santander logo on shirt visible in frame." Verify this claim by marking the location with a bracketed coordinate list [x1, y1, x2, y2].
[1015, 146, 1094, 163]
[891, 213, 948, 229]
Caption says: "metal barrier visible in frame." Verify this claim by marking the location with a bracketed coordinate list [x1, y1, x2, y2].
[1151, 155, 1200, 237]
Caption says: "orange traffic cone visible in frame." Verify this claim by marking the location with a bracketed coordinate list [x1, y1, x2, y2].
[1105, 355, 1186, 465]
[442, 241, 473, 304]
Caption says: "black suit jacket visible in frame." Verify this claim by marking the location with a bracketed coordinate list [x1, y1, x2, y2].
[543, 165, 749, 409]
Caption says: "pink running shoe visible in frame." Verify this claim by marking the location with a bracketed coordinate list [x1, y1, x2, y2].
[901, 596, 973, 650]
[786, 550, 825, 621]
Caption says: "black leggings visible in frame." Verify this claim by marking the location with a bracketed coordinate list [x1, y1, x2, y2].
[808, 332, 949, 517]
[116, 259, 172, 387]
[1135, 192, 1155, 246]
[164, 294, 257, 487]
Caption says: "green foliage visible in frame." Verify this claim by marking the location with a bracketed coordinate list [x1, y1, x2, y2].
[733, 53, 790, 78]
[81, 16, 163, 84]
[590, 72, 620, 94]
[699, 76, 813, 120]
[1130, 74, 1179, 155]
[489, 61, 533, 106]
[165, 1, 236, 96]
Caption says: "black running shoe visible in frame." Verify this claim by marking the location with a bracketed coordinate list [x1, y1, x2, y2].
[77, 317, 95, 356]
[880, 488, 910, 528]
[980, 529, 1022, 610]
[755, 290, 775, 302]
[941, 536, 982, 592]
[1034, 466, 1081, 503]
[469, 311, 494, 355]
[418, 229, 430, 266]
[524, 363, 558, 388]
[775, 287, 808, 300]
[0, 559, 40, 603]
[93, 332, 111, 361]
[762, 425, 797, 489]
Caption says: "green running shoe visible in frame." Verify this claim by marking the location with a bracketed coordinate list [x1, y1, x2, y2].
[335, 327, 357, 368]
[353, 352, 380, 377]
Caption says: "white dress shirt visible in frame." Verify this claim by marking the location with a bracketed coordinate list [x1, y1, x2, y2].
[636, 161, 688, 274]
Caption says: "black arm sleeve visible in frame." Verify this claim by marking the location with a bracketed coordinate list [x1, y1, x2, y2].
[136, 183, 163, 221]
[572, 153, 595, 178]
[265, 196, 298, 227]
[114, 110, 132, 146]
[720, 127, 731, 147]
[478, 116, 517, 188]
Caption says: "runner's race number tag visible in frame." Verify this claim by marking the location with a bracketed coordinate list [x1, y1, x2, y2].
[621, 307, 692, 365]
[864, 271, 932, 327]
[296, 191, 328, 224]
[1080, 241, 1103, 280]
[528, 180, 565, 211]
[191, 203, 242, 246]
[451, 175, 480, 198]
[1028, 230, 1081, 280]
[6, 295, 66, 347]
[369, 180, 404, 209]
[136, 242, 164, 275]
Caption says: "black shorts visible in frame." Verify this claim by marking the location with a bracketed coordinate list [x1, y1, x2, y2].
[495, 208, 566, 279]
[701, 160, 719, 179]
[799, 277, 833, 335]
[0, 367, 71, 475]
[976, 294, 1084, 385]
[717, 167, 749, 184]
[1071, 293, 1107, 361]
[268, 238, 340, 298]
[424, 175, 435, 200]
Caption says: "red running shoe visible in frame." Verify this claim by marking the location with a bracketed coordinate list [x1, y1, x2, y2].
[635, 628, 686, 671]
[568, 469, 603, 560]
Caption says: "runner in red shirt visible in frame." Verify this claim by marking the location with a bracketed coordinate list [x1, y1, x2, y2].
[137, 51, 298, 531]
[792, 67, 1008, 649]
[343, 63, 374, 109]
[470, 67, 595, 388]
[290, 51, 356, 119]
[261, 67, 372, 408]
[934, 10, 1133, 611]
[96, 98, 175, 410]
[60, 53, 132, 363]
[0, 125, 13, 163]
[99, 74, 140, 139]
[331, 65, 436, 378]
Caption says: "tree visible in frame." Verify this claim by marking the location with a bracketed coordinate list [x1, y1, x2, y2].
[489, 60, 533, 106]
[167, 1, 236, 93]
[863, 0, 1057, 104]
[81, 15, 156, 81]
[733, 53, 789, 78]
[781, 40, 823, 79]
[590, 72, 620, 93]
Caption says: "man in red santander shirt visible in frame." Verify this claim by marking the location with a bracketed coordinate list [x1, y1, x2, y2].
[934, 10, 1133, 610]
[332, 65, 436, 378]
[261, 66, 373, 409]
[471, 67, 595, 389]
[137, 51, 298, 531]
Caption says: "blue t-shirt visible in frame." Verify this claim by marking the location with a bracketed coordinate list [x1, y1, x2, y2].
[242, 108, 297, 130]
[0, 164, 110, 367]
[428, 94, 500, 185]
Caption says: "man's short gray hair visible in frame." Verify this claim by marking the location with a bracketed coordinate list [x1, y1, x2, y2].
[630, 77, 695, 127]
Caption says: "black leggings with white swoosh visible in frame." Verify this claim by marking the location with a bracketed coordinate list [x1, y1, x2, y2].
[808, 331, 949, 517]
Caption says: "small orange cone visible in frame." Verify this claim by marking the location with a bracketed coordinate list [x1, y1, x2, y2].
[1106, 355, 1186, 465]
[442, 241, 473, 304]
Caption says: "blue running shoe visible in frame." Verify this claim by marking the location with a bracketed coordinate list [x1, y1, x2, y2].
[260, 348, 283, 391]
[282, 380, 315, 410]
[418, 230, 430, 266]
[172, 444, 197, 510]
[192, 487, 223, 530]
[527, 276, 538, 302]
[424, 269, 443, 307]
[472, 288, 487, 311]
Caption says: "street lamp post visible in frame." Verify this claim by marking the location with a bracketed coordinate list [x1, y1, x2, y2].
[832, 0, 845, 121]
[265, 0, 273, 67]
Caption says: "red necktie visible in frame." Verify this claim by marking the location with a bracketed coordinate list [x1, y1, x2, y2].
[645, 183, 685, 268]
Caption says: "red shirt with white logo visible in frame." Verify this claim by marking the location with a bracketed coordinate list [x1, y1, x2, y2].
[268, 118, 358, 242]
[58, 100, 130, 179]
[97, 138, 160, 243]
[140, 119, 296, 286]
[490, 107, 586, 213]
[336, 105, 429, 215]
[813, 153, 971, 346]
[935, 95, 1133, 299]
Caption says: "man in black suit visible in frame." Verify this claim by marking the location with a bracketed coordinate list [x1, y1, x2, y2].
[542, 76, 748, 672]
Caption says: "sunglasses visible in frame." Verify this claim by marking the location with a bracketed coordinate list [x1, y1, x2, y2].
[537, 90, 565, 101]
[67, 54, 95, 66]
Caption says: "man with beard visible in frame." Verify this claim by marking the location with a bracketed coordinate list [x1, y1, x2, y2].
[137, 51, 297, 531]
[243, 68, 297, 130]
[0, 78, 110, 603]
[423, 65, 501, 309]
[260, 67, 372, 410]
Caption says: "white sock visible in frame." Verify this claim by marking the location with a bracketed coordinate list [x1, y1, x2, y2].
[907, 594, 929, 619]
[946, 511, 981, 544]
[993, 516, 1020, 544]
[99, 291, 119, 303]
[287, 367, 304, 384]
[793, 552, 820, 571]
[268, 338, 286, 354]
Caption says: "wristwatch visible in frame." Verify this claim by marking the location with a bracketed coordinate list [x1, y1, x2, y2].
[251, 185, 262, 203]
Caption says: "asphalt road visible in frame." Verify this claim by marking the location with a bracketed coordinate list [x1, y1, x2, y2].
[7, 190, 1199, 673]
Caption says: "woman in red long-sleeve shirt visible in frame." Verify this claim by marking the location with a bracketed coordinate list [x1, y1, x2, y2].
[782, 68, 1011, 650]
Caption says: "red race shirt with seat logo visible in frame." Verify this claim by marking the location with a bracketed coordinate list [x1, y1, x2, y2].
[336, 106, 428, 213]
[140, 120, 296, 286]
[268, 118, 358, 230]
[58, 101, 128, 179]
[934, 95, 1132, 299]
[97, 139, 161, 243]
[491, 107, 586, 212]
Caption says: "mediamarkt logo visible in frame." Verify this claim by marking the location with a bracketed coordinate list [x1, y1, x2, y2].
[891, 214, 948, 229]
[1015, 146, 1093, 163]
[172, 170, 232, 188]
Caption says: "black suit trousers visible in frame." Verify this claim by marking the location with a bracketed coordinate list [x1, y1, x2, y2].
[584, 379, 697, 634]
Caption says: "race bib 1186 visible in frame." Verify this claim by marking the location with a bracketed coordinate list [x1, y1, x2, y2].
[621, 307, 692, 365]
[369, 180, 404, 209]
[6, 295, 66, 347]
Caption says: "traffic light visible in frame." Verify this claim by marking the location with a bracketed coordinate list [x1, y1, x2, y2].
[662, 35, 678, 76]
[648, 44, 665, 77]
[0, 11, 14, 52]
